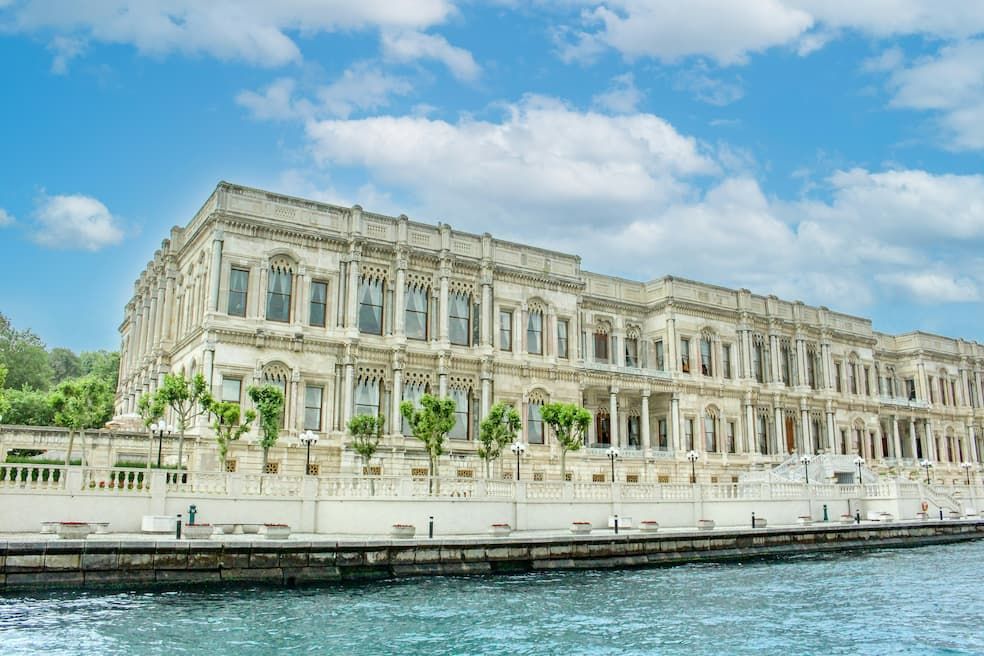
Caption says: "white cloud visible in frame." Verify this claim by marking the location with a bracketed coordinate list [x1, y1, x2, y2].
[47, 34, 85, 74]
[4, 0, 456, 69]
[876, 271, 980, 303]
[33, 194, 124, 251]
[381, 30, 480, 81]
[236, 78, 305, 121]
[674, 65, 744, 106]
[0, 208, 14, 226]
[591, 72, 642, 113]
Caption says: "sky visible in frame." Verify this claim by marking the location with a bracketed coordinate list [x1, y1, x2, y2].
[0, 0, 982, 352]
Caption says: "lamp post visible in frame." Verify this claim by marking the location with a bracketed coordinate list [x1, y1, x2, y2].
[919, 459, 933, 485]
[300, 430, 318, 475]
[151, 420, 174, 468]
[510, 441, 526, 481]
[687, 450, 699, 484]
[800, 454, 812, 485]
[853, 456, 865, 485]
[606, 446, 620, 483]
[960, 461, 973, 486]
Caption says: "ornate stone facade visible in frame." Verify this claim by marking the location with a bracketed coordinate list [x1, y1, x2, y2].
[115, 182, 984, 481]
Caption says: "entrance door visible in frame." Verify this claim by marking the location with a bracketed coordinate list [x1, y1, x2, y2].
[785, 417, 795, 454]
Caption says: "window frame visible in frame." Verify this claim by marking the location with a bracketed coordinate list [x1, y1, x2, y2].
[303, 385, 323, 431]
[526, 310, 543, 355]
[228, 268, 249, 317]
[357, 277, 384, 336]
[266, 268, 293, 323]
[499, 309, 513, 351]
[557, 319, 569, 359]
[309, 280, 328, 328]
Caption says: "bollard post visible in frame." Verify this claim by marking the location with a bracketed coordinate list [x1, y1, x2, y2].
[822, 504, 828, 522]
[751, 512, 755, 528]
[939, 509, 944, 521]
[176, 513, 182, 539]
[429, 515, 434, 539]
[855, 510, 861, 524]
[188, 504, 198, 525]
[614, 514, 619, 535]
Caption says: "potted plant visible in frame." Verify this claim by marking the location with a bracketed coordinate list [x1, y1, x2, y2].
[56, 521, 93, 539]
[183, 523, 214, 539]
[88, 481, 96, 489]
[98, 481, 106, 489]
[878, 512, 894, 522]
[753, 517, 768, 528]
[489, 523, 512, 537]
[241, 524, 261, 534]
[946, 510, 962, 520]
[915, 511, 929, 520]
[839, 513, 854, 524]
[261, 523, 291, 540]
[391, 524, 416, 538]
[696, 519, 715, 530]
[570, 521, 592, 535]
[640, 520, 659, 533]
[797, 515, 812, 525]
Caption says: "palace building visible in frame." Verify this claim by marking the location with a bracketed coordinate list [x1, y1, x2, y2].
[114, 182, 984, 482]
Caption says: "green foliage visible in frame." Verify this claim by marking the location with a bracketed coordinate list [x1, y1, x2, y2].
[400, 394, 456, 478]
[348, 413, 385, 469]
[0, 313, 53, 391]
[49, 375, 114, 431]
[154, 373, 211, 468]
[2, 388, 55, 425]
[0, 363, 9, 419]
[5, 455, 81, 465]
[49, 348, 81, 384]
[204, 399, 257, 463]
[136, 393, 164, 428]
[478, 402, 521, 477]
[78, 350, 120, 392]
[247, 383, 285, 471]
[540, 402, 592, 479]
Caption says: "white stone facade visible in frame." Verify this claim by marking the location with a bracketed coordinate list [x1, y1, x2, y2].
[115, 182, 984, 481]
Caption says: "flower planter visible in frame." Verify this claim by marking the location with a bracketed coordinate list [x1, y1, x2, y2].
[696, 519, 715, 531]
[183, 523, 214, 540]
[40, 521, 58, 534]
[640, 520, 660, 533]
[947, 510, 961, 520]
[213, 523, 237, 534]
[391, 524, 416, 539]
[839, 514, 854, 524]
[261, 524, 291, 540]
[91, 522, 110, 534]
[489, 524, 512, 537]
[796, 516, 812, 526]
[878, 513, 894, 523]
[240, 524, 261, 534]
[753, 517, 768, 528]
[56, 522, 92, 539]
[915, 511, 929, 520]
[570, 522, 592, 535]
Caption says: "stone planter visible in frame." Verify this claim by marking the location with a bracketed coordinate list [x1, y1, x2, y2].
[696, 519, 715, 531]
[261, 524, 291, 540]
[915, 511, 929, 520]
[878, 513, 894, 523]
[91, 522, 110, 534]
[141, 515, 175, 533]
[640, 520, 660, 533]
[240, 524, 261, 534]
[213, 523, 237, 534]
[570, 522, 592, 535]
[947, 510, 961, 520]
[489, 524, 512, 537]
[797, 516, 812, 526]
[839, 514, 854, 524]
[753, 518, 768, 528]
[183, 524, 214, 540]
[40, 521, 58, 534]
[56, 522, 92, 539]
[391, 525, 416, 539]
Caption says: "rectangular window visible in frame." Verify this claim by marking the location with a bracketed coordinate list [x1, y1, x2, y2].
[557, 320, 569, 359]
[700, 338, 712, 376]
[472, 301, 481, 346]
[703, 415, 717, 452]
[655, 339, 665, 370]
[757, 415, 768, 454]
[358, 277, 384, 335]
[905, 378, 916, 400]
[726, 421, 736, 453]
[594, 333, 609, 363]
[722, 344, 732, 379]
[807, 351, 817, 389]
[527, 311, 543, 355]
[680, 337, 691, 373]
[405, 286, 428, 340]
[835, 363, 842, 393]
[627, 416, 641, 448]
[527, 402, 544, 444]
[752, 342, 764, 383]
[658, 418, 668, 450]
[449, 291, 471, 346]
[684, 418, 694, 451]
[354, 378, 380, 417]
[499, 310, 513, 351]
[266, 269, 292, 322]
[848, 363, 857, 395]
[309, 281, 327, 327]
[304, 385, 323, 431]
[450, 388, 469, 440]
[929, 377, 937, 403]
[228, 268, 248, 317]
[221, 377, 241, 405]
[625, 337, 639, 368]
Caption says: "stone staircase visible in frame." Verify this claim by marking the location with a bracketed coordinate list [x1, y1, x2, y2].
[741, 453, 880, 484]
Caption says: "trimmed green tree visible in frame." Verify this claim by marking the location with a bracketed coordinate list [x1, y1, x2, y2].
[49, 375, 114, 466]
[400, 394, 456, 486]
[540, 402, 592, 481]
[247, 383, 285, 473]
[348, 413, 385, 475]
[136, 392, 165, 469]
[153, 373, 210, 471]
[478, 402, 521, 479]
[0, 363, 9, 420]
[203, 398, 256, 468]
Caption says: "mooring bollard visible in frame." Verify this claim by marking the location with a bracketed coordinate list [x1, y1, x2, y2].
[429, 515, 434, 539]
[823, 504, 828, 522]
[752, 512, 756, 528]
[855, 510, 861, 524]
[939, 509, 944, 521]
[176, 513, 182, 539]
[614, 514, 619, 535]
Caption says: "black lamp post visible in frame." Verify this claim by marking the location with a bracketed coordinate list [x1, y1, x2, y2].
[687, 450, 699, 484]
[960, 461, 972, 486]
[853, 456, 865, 485]
[151, 420, 174, 468]
[800, 454, 812, 485]
[920, 459, 932, 485]
[606, 446, 620, 483]
[300, 430, 318, 475]
[510, 441, 526, 481]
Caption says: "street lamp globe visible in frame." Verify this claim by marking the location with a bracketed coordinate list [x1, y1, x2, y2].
[960, 461, 973, 485]
[686, 450, 699, 485]
[510, 441, 526, 481]
[919, 459, 933, 484]
[300, 430, 318, 475]
[686, 450, 699, 463]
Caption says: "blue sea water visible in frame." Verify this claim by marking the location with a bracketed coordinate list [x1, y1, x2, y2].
[1, 541, 982, 655]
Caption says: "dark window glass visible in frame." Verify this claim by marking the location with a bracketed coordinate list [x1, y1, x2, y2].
[500, 310, 512, 351]
[266, 269, 292, 322]
[358, 277, 383, 335]
[309, 281, 327, 327]
[304, 385, 322, 431]
[449, 292, 471, 346]
[557, 320, 569, 358]
[228, 269, 248, 317]
[405, 286, 428, 340]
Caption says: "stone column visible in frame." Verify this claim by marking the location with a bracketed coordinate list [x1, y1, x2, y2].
[641, 390, 651, 454]
[892, 417, 903, 460]
[826, 407, 836, 453]
[909, 417, 918, 460]
[257, 265, 269, 321]
[342, 361, 355, 428]
[345, 251, 361, 331]
[208, 232, 224, 312]
[438, 259, 450, 342]
[925, 420, 936, 462]
[394, 262, 407, 337]
[154, 283, 166, 350]
[480, 268, 493, 347]
[795, 338, 807, 387]
[293, 269, 307, 328]
[391, 366, 403, 435]
[670, 393, 681, 452]
[916, 361, 928, 402]
[744, 396, 755, 453]
[163, 271, 176, 343]
[821, 340, 833, 389]
[800, 405, 810, 455]
[665, 312, 677, 372]
[609, 388, 619, 448]
[773, 400, 784, 455]
[289, 371, 300, 436]
[968, 424, 979, 463]
[769, 333, 781, 384]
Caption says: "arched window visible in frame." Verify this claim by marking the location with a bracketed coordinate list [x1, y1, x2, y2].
[527, 309, 543, 355]
[700, 336, 713, 376]
[358, 275, 384, 335]
[405, 282, 429, 340]
[703, 410, 717, 452]
[527, 392, 545, 445]
[266, 260, 293, 323]
[449, 386, 471, 440]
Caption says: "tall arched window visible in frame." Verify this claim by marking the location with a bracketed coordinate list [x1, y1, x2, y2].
[703, 410, 717, 452]
[527, 392, 546, 444]
[527, 310, 543, 355]
[700, 336, 713, 376]
[266, 261, 293, 323]
[358, 275, 384, 335]
[405, 282, 429, 340]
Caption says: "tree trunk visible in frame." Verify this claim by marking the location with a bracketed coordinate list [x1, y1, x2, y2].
[79, 429, 87, 467]
[145, 429, 153, 469]
[64, 429, 75, 467]
[485, 458, 491, 480]
[261, 446, 269, 473]
[177, 427, 185, 472]
[560, 448, 567, 482]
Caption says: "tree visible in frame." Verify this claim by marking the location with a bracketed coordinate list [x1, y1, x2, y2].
[136, 392, 165, 468]
[400, 394, 456, 485]
[79, 350, 121, 391]
[49, 375, 114, 466]
[0, 363, 9, 420]
[540, 402, 592, 481]
[247, 383, 285, 473]
[49, 348, 81, 384]
[154, 373, 209, 470]
[3, 388, 55, 426]
[0, 313, 53, 391]
[203, 398, 256, 467]
[478, 402, 521, 479]
[348, 413, 385, 474]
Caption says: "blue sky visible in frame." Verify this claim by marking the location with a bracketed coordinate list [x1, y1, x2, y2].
[1, 1, 983, 352]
